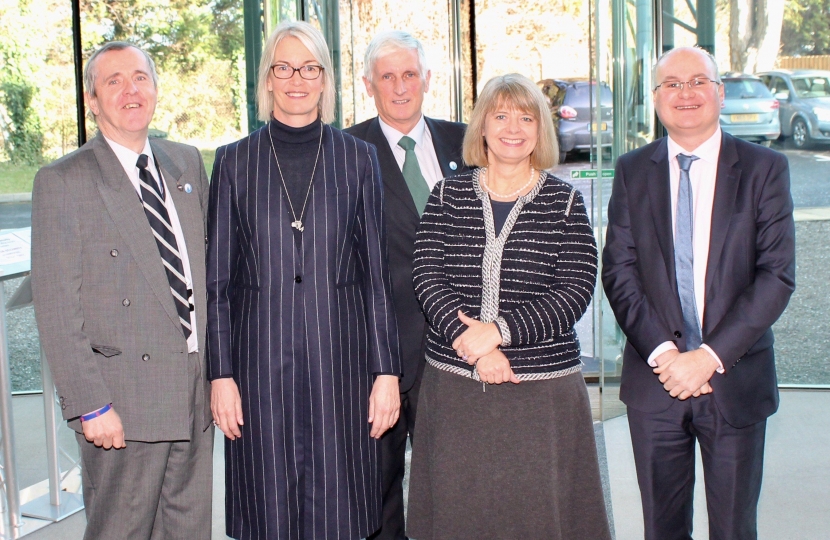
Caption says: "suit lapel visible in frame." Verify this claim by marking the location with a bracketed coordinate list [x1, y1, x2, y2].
[91, 134, 182, 331]
[365, 118, 421, 220]
[704, 134, 741, 317]
[425, 116, 464, 177]
[647, 138, 677, 290]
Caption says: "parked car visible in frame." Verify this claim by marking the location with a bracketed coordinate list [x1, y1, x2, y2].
[757, 69, 830, 148]
[538, 79, 612, 162]
[719, 73, 780, 146]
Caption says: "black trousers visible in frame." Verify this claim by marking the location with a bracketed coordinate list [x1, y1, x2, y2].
[368, 374, 421, 540]
[627, 393, 767, 540]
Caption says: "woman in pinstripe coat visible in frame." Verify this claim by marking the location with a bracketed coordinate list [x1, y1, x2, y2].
[206, 21, 401, 539]
[406, 74, 611, 539]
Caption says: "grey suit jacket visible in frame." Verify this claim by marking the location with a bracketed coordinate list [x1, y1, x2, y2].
[31, 133, 211, 442]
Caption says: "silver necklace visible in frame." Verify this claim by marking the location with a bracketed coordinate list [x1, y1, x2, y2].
[267, 122, 323, 232]
[480, 167, 537, 199]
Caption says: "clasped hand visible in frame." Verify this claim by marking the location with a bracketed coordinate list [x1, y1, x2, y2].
[452, 311, 503, 363]
[453, 311, 519, 385]
[653, 349, 718, 400]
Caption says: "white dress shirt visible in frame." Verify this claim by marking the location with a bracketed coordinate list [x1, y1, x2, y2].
[647, 128, 724, 371]
[104, 137, 199, 353]
[377, 115, 445, 190]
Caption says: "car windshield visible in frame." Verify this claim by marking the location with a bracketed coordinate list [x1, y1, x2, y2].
[791, 77, 830, 98]
[724, 79, 772, 99]
[564, 83, 613, 106]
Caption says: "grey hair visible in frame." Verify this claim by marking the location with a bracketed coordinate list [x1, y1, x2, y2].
[363, 30, 430, 83]
[652, 46, 721, 86]
[84, 42, 158, 99]
[257, 21, 335, 124]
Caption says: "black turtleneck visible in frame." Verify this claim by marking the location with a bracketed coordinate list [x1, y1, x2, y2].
[267, 116, 323, 222]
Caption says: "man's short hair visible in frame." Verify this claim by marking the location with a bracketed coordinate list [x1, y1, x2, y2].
[84, 42, 158, 99]
[462, 73, 559, 170]
[256, 20, 336, 124]
[652, 46, 721, 86]
[363, 30, 430, 83]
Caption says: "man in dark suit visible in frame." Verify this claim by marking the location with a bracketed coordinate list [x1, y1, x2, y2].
[31, 42, 212, 539]
[345, 30, 467, 540]
[602, 46, 795, 540]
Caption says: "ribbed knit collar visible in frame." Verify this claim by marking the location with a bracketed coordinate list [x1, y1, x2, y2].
[268, 115, 323, 145]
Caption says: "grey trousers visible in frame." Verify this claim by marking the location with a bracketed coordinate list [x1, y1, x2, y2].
[77, 353, 214, 540]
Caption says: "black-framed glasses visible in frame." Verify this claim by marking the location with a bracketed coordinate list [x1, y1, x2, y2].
[654, 77, 721, 92]
[270, 63, 324, 80]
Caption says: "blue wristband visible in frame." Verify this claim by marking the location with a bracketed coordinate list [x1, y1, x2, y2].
[79, 403, 112, 422]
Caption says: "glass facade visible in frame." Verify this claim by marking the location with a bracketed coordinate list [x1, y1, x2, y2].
[0, 1, 826, 393]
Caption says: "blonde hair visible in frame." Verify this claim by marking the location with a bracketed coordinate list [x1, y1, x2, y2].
[462, 73, 558, 169]
[256, 21, 336, 123]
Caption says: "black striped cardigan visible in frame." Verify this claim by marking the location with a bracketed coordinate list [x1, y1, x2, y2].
[413, 168, 598, 380]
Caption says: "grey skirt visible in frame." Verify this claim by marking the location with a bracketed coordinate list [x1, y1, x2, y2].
[406, 364, 612, 540]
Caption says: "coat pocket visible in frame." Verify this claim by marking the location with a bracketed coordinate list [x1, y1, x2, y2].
[90, 344, 122, 357]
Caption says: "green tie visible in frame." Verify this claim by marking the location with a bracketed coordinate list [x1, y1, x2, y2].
[398, 136, 430, 215]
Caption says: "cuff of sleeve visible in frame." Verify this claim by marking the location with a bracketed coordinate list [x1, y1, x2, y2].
[494, 316, 512, 347]
[700, 344, 725, 373]
[647, 341, 678, 367]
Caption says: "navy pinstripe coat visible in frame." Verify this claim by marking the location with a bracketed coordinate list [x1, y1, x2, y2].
[206, 122, 401, 540]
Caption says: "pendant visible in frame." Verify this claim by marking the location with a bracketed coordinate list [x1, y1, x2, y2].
[291, 220, 304, 232]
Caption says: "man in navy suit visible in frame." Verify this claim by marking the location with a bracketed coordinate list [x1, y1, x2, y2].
[345, 30, 467, 540]
[602, 47, 795, 540]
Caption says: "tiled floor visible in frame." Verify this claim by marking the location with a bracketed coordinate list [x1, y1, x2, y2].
[4, 389, 828, 539]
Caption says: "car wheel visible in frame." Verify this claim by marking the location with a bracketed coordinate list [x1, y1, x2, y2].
[791, 118, 812, 149]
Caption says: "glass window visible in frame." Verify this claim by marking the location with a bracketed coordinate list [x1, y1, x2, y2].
[723, 78, 774, 99]
[1, 0, 79, 393]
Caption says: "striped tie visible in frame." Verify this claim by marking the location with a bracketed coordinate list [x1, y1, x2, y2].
[136, 154, 193, 339]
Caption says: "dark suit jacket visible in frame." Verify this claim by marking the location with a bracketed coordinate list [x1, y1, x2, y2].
[31, 133, 211, 441]
[602, 132, 795, 429]
[345, 116, 467, 393]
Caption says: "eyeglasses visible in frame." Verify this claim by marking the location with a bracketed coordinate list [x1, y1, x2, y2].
[270, 64, 324, 80]
[653, 77, 721, 92]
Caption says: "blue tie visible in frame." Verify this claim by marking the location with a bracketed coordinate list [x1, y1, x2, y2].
[675, 153, 701, 350]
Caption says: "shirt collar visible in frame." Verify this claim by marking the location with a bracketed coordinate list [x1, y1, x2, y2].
[378, 115, 426, 149]
[103, 136, 156, 177]
[667, 127, 722, 166]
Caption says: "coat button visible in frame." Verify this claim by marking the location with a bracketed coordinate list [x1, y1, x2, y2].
[295, 276, 302, 283]
[142, 354, 150, 362]
[110, 249, 118, 257]
[674, 331, 682, 338]
[122, 298, 131, 307]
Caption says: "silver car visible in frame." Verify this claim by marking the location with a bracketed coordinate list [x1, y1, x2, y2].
[757, 69, 830, 148]
[719, 73, 781, 146]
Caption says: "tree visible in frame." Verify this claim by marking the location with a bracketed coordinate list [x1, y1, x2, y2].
[0, 0, 44, 164]
[728, 0, 787, 73]
[780, 0, 830, 55]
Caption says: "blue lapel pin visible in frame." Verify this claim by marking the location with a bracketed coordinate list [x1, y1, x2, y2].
[449, 161, 458, 171]
[184, 183, 193, 193]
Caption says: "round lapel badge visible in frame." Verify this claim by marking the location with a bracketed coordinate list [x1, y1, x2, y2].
[449, 161, 458, 171]
[184, 183, 193, 193]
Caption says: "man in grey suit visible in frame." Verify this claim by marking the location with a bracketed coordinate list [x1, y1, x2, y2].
[345, 30, 467, 540]
[31, 42, 212, 539]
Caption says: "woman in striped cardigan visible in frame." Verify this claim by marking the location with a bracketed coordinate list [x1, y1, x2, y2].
[406, 74, 612, 540]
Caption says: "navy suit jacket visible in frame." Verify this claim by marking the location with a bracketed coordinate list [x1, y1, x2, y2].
[345, 116, 468, 393]
[602, 132, 795, 428]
